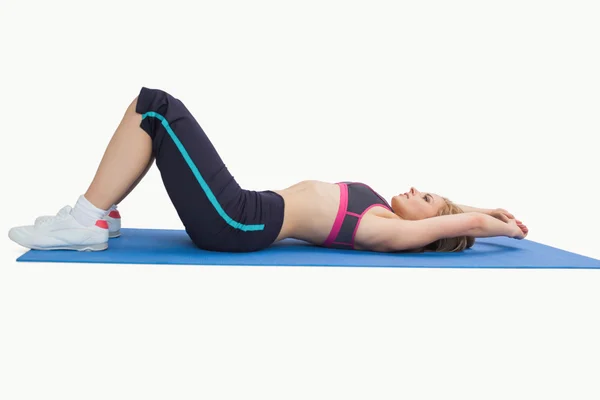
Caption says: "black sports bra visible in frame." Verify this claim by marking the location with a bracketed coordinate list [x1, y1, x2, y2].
[322, 181, 392, 249]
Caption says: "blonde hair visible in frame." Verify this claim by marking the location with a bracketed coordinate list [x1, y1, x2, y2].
[406, 197, 475, 253]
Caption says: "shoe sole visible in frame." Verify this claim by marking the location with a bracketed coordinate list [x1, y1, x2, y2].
[109, 229, 121, 239]
[9, 230, 109, 251]
[17, 242, 108, 251]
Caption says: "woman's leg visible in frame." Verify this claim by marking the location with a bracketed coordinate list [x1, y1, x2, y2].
[83, 96, 153, 210]
[8, 93, 154, 251]
[9, 86, 284, 252]
[134, 86, 285, 252]
[113, 155, 155, 206]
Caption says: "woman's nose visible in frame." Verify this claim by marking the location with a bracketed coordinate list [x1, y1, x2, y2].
[410, 187, 418, 195]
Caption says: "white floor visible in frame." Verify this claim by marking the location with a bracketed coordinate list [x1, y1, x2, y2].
[2, 234, 599, 400]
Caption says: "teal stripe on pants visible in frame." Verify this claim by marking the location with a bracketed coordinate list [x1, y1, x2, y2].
[142, 111, 265, 232]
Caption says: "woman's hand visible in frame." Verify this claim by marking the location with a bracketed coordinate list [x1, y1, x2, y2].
[489, 208, 529, 238]
[507, 219, 529, 239]
[489, 208, 515, 222]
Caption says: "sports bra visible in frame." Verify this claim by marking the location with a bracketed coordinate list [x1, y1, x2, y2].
[322, 181, 392, 250]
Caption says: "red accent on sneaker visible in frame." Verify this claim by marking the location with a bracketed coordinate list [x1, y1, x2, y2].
[95, 220, 109, 229]
[108, 210, 121, 219]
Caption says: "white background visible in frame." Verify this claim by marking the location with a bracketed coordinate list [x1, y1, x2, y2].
[1, 0, 599, 399]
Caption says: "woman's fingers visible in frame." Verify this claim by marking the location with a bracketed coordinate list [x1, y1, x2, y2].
[517, 222, 528, 234]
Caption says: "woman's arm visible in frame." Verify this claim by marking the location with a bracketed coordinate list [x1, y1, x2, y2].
[360, 213, 523, 252]
[458, 204, 516, 222]
[456, 204, 492, 214]
[468, 213, 524, 238]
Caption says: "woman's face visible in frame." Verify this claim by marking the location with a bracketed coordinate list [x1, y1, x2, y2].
[391, 187, 445, 220]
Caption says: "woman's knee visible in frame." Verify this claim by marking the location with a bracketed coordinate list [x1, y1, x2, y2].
[127, 95, 140, 115]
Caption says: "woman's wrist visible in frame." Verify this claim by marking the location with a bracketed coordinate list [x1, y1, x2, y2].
[471, 213, 513, 238]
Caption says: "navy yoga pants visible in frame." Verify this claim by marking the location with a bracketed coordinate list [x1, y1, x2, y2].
[135, 86, 285, 252]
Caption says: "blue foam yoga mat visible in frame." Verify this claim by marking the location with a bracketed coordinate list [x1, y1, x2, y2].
[15, 228, 600, 269]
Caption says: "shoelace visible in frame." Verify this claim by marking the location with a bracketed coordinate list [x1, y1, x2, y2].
[36, 206, 72, 226]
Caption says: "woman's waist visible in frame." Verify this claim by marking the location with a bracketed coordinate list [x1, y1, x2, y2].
[274, 187, 339, 243]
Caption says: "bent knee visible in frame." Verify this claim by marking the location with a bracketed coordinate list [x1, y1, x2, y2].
[127, 95, 140, 114]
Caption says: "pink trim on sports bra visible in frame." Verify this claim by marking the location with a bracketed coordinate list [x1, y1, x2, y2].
[323, 181, 393, 249]
[350, 203, 384, 249]
[322, 182, 348, 247]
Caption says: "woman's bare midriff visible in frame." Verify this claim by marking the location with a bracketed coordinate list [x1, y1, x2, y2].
[271, 180, 399, 250]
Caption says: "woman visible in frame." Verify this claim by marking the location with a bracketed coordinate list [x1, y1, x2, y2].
[8, 87, 528, 253]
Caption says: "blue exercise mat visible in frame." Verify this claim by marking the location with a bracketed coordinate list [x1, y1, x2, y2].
[15, 228, 600, 269]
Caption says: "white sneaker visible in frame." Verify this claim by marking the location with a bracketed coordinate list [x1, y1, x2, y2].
[9, 206, 109, 251]
[104, 210, 122, 239]
[34, 208, 121, 238]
